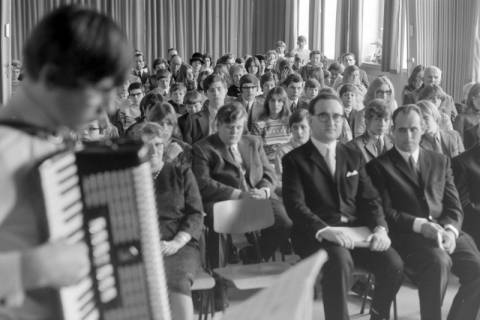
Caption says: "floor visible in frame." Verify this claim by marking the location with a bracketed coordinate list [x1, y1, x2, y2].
[195, 254, 460, 320]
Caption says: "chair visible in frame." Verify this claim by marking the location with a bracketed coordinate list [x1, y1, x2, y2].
[212, 199, 291, 292]
[192, 227, 216, 320]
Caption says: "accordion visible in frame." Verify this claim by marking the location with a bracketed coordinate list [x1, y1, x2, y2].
[38, 140, 171, 320]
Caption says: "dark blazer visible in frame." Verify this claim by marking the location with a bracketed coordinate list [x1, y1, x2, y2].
[366, 148, 463, 234]
[155, 163, 204, 243]
[287, 99, 309, 113]
[236, 97, 264, 132]
[282, 140, 387, 256]
[178, 108, 210, 145]
[452, 144, 480, 224]
[348, 132, 393, 163]
[464, 124, 480, 150]
[420, 129, 464, 158]
[192, 133, 276, 206]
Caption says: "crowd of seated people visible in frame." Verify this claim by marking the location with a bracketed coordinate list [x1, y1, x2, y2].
[7, 15, 480, 319]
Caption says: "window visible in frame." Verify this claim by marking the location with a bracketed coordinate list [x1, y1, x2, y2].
[298, 0, 310, 43]
[361, 0, 384, 64]
[323, 0, 338, 59]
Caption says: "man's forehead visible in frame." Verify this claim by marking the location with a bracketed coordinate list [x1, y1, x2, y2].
[313, 99, 343, 113]
[394, 111, 422, 126]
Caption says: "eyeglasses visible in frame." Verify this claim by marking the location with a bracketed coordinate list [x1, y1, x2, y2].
[313, 112, 345, 123]
[241, 86, 257, 90]
[376, 90, 392, 96]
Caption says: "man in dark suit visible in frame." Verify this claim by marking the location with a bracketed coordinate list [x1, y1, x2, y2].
[452, 144, 480, 249]
[348, 99, 393, 163]
[282, 93, 403, 320]
[193, 102, 292, 263]
[367, 105, 480, 320]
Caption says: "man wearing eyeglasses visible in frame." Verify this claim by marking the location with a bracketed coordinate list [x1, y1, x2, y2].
[282, 92, 403, 320]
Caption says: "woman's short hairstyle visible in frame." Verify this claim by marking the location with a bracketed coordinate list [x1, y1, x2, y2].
[416, 99, 441, 123]
[364, 75, 395, 105]
[260, 72, 278, 87]
[24, 5, 131, 88]
[139, 92, 163, 118]
[282, 73, 303, 87]
[288, 108, 309, 127]
[263, 86, 290, 118]
[319, 87, 339, 96]
[327, 62, 344, 73]
[229, 64, 246, 78]
[466, 83, 480, 110]
[170, 82, 187, 93]
[407, 65, 425, 89]
[365, 99, 391, 120]
[417, 84, 446, 101]
[245, 57, 261, 75]
[146, 102, 177, 126]
[152, 58, 168, 70]
[216, 102, 247, 124]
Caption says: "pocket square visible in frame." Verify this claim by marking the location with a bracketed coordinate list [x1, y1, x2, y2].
[346, 170, 358, 177]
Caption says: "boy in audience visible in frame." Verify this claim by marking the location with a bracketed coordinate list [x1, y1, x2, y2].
[348, 99, 393, 163]
[179, 74, 229, 144]
[342, 52, 369, 89]
[132, 50, 150, 85]
[149, 69, 172, 97]
[0, 6, 131, 318]
[299, 50, 325, 87]
[301, 78, 321, 106]
[111, 82, 144, 135]
[236, 74, 263, 131]
[283, 73, 307, 112]
[291, 35, 310, 66]
[168, 83, 187, 115]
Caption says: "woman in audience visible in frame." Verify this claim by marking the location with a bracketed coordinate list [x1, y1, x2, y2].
[144, 102, 192, 167]
[278, 58, 294, 82]
[124, 92, 164, 136]
[417, 84, 454, 130]
[131, 122, 203, 320]
[454, 82, 480, 141]
[402, 64, 424, 104]
[196, 70, 210, 95]
[201, 53, 213, 74]
[257, 72, 278, 106]
[417, 99, 464, 157]
[251, 86, 291, 163]
[245, 56, 261, 79]
[227, 64, 245, 97]
[273, 108, 310, 176]
[326, 62, 344, 88]
[152, 58, 169, 73]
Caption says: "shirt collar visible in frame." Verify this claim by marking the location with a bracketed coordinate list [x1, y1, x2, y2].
[311, 137, 336, 157]
[395, 146, 420, 163]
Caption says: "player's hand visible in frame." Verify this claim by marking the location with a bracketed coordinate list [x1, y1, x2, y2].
[161, 239, 185, 256]
[420, 222, 443, 240]
[22, 240, 90, 289]
[441, 230, 456, 254]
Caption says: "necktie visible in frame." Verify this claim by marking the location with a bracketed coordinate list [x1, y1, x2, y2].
[325, 146, 336, 176]
[408, 155, 418, 175]
[433, 134, 442, 153]
[230, 146, 249, 191]
[375, 137, 384, 156]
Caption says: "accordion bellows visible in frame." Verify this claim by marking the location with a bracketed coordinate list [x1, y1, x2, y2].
[39, 141, 171, 320]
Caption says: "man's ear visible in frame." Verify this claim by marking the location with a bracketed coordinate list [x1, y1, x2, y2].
[39, 64, 61, 89]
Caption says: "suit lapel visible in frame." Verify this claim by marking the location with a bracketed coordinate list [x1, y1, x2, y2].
[363, 135, 377, 159]
[306, 140, 335, 181]
[212, 134, 240, 168]
[390, 148, 420, 187]
[417, 149, 430, 186]
[334, 144, 347, 185]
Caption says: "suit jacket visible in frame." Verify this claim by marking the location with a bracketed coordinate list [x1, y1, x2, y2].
[452, 144, 480, 220]
[420, 129, 464, 158]
[192, 133, 276, 207]
[178, 108, 210, 145]
[236, 97, 264, 132]
[282, 140, 387, 256]
[348, 132, 393, 163]
[287, 99, 309, 113]
[366, 148, 463, 234]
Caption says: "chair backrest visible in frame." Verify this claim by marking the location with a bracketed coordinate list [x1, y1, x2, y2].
[213, 199, 274, 234]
